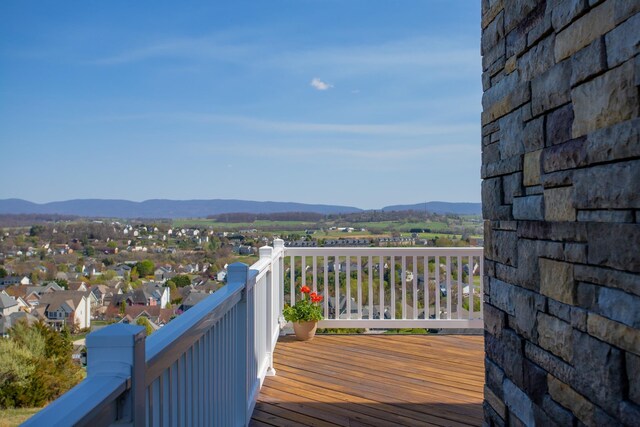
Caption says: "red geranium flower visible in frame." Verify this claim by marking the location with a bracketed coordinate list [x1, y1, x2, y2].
[310, 292, 317, 298]
[311, 295, 323, 303]
[300, 285, 311, 294]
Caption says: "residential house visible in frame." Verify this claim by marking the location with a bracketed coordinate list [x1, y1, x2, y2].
[35, 291, 91, 330]
[183, 263, 199, 274]
[82, 264, 100, 277]
[113, 264, 132, 279]
[194, 279, 221, 294]
[238, 246, 254, 255]
[287, 240, 316, 247]
[90, 285, 111, 306]
[154, 266, 175, 282]
[0, 292, 20, 317]
[14, 289, 41, 309]
[13, 295, 30, 312]
[107, 305, 174, 328]
[111, 283, 170, 309]
[28, 282, 64, 295]
[5, 282, 64, 309]
[0, 276, 31, 286]
[179, 292, 210, 311]
[68, 282, 88, 292]
[141, 283, 170, 308]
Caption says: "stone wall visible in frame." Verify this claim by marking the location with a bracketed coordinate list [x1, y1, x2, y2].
[480, 0, 639, 425]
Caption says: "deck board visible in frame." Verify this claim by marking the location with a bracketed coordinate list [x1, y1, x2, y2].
[251, 334, 484, 427]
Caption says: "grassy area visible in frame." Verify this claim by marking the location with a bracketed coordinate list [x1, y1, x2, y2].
[173, 219, 317, 229]
[235, 254, 259, 265]
[70, 331, 90, 342]
[0, 407, 41, 426]
[172, 217, 483, 235]
[91, 320, 112, 328]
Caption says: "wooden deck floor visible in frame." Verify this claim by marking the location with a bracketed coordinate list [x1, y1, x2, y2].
[251, 334, 485, 427]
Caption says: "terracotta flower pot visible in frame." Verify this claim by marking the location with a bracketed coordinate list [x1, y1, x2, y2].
[293, 321, 318, 341]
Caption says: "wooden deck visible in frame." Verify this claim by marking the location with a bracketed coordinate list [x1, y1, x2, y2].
[251, 334, 485, 427]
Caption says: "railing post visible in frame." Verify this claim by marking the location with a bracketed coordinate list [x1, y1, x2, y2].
[273, 239, 285, 326]
[260, 245, 276, 376]
[86, 323, 146, 426]
[227, 262, 250, 426]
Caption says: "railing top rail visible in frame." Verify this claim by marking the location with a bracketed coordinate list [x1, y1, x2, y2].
[145, 244, 282, 382]
[284, 246, 483, 256]
[22, 375, 128, 427]
[23, 243, 288, 427]
[145, 279, 244, 382]
[250, 257, 272, 284]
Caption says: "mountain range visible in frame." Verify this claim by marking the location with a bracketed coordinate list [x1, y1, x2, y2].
[0, 198, 481, 219]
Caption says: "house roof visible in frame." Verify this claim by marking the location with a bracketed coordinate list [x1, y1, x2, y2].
[195, 281, 221, 293]
[91, 284, 110, 295]
[129, 289, 152, 305]
[68, 282, 87, 291]
[23, 283, 63, 295]
[105, 304, 174, 324]
[39, 291, 88, 313]
[0, 292, 18, 309]
[181, 292, 209, 308]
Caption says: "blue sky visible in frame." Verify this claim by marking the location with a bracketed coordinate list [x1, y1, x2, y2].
[0, 1, 482, 209]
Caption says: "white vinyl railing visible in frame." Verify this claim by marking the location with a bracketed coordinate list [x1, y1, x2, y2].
[283, 247, 483, 329]
[23, 242, 483, 426]
[24, 240, 285, 427]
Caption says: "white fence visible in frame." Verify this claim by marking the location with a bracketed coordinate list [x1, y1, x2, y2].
[22, 242, 483, 426]
[283, 247, 484, 329]
[24, 240, 285, 427]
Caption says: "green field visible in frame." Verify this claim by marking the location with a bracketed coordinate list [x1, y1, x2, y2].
[172, 217, 482, 239]
[172, 219, 318, 229]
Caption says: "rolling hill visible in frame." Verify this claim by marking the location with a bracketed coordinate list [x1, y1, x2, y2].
[0, 198, 482, 218]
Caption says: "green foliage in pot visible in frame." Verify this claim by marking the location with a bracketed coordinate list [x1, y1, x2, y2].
[282, 285, 324, 322]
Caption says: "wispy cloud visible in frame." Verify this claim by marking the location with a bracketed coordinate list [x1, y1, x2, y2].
[310, 77, 332, 91]
[64, 111, 476, 138]
[82, 33, 478, 76]
[190, 140, 478, 162]
[179, 113, 477, 137]
[271, 36, 480, 75]
[254, 144, 477, 160]
[85, 35, 253, 65]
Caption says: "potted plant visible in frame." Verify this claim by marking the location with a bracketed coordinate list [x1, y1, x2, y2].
[283, 285, 324, 341]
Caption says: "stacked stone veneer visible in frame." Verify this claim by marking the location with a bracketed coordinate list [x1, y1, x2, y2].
[481, 0, 639, 426]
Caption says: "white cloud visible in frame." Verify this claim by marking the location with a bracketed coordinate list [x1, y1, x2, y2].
[82, 33, 479, 82]
[310, 78, 333, 91]
[273, 36, 480, 77]
[179, 113, 476, 137]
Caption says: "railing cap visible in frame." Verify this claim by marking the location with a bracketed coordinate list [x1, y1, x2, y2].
[87, 324, 145, 348]
[227, 262, 249, 283]
[259, 245, 273, 258]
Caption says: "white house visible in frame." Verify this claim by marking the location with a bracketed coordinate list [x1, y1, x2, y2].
[36, 291, 91, 330]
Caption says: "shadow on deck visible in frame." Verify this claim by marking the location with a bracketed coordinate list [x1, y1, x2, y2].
[251, 334, 485, 427]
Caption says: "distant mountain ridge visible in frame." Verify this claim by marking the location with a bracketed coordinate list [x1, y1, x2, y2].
[382, 202, 482, 215]
[0, 198, 481, 218]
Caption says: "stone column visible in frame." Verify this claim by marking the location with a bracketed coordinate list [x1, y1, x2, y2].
[481, 0, 639, 425]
